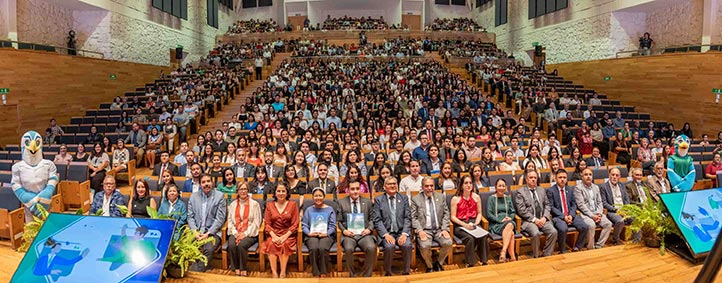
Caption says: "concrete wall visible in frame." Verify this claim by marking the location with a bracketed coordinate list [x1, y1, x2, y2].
[426, 0, 473, 25]
[477, 0, 707, 65]
[17, 0, 74, 47]
[12, 0, 239, 66]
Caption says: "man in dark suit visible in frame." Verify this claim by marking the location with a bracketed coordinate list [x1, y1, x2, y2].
[229, 149, 256, 179]
[438, 136, 456, 162]
[338, 180, 376, 277]
[211, 130, 228, 153]
[373, 176, 412, 276]
[177, 150, 195, 177]
[262, 151, 284, 180]
[598, 167, 629, 244]
[308, 162, 336, 197]
[278, 130, 298, 153]
[411, 177, 452, 272]
[547, 169, 589, 253]
[152, 151, 179, 177]
[513, 170, 558, 258]
[420, 145, 443, 175]
[183, 163, 203, 193]
[418, 120, 437, 141]
[585, 147, 606, 169]
[187, 174, 226, 272]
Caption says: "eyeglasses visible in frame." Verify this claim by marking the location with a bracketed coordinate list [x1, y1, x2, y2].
[103, 183, 116, 186]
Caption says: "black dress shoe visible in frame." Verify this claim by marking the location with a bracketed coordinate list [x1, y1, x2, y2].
[402, 272, 410, 275]
[434, 262, 444, 271]
[385, 272, 393, 276]
[426, 268, 434, 273]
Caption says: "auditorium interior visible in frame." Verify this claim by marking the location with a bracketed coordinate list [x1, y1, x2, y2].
[1, 0, 722, 282]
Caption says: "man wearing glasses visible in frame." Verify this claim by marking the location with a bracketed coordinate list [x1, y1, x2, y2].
[89, 176, 126, 217]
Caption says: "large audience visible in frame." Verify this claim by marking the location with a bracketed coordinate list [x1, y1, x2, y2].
[38, 17, 721, 279]
[322, 16, 389, 30]
[227, 19, 281, 33]
[425, 17, 484, 32]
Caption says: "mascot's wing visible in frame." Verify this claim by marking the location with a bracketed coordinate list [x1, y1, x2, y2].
[667, 158, 684, 191]
[680, 162, 696, 192]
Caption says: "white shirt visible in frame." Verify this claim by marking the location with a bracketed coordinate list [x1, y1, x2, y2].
[400, 175, 423, 194]
[423, 195, 438, 230]
[610, 182, 624, 206]
[102, 194, 111, 216]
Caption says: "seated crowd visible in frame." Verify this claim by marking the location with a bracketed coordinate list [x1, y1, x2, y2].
[425, 17, 484, 32]
[227, 19, 281, 34]
[65, 50, 722, 280]
[322, 16, 389, 30]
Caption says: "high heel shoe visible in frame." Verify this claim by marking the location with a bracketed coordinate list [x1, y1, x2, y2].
[498, 256, 507, 263]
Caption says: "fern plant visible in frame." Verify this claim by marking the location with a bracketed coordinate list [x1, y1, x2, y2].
[145, 206, 214, 278]
[619, 198, 680, 255]
[17, 204, 50, 252]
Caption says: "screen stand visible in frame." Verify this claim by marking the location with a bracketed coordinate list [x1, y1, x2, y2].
[666, 234, 706, 264]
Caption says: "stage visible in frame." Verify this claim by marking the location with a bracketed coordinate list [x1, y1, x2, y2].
[0, 243, 716, 282]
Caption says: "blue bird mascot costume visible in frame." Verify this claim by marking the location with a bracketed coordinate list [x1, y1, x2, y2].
[667, 135, 695, 192]
[11, 131, 58, 222]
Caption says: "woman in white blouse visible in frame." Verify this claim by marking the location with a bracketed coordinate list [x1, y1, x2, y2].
[109, 139, 130, 176]
[227, 183, 262, 277]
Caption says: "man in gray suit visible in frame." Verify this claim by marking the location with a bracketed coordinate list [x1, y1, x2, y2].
[373, 177, 412, 276]
[598, 167, 630, 244]
[308, 163, 337, 198]
[230, 149, 256, 179]
[187, 174, 227, 271]
[411, 177, 452, 272]
[574, 168, 612, 249]
[514, 170, 558, 258]
[124, 123, 147, 166]
[337, 180, 376, 277]
[262, 151, 284, 180]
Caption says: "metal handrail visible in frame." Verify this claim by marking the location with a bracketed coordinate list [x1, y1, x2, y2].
[0, 39, 104, 59]
[615, 43, 722, 58]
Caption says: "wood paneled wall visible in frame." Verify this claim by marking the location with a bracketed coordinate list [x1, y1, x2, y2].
[548, 53, 722, 138]
[402, 15, 422, 31]
[0, 49, 170, 146]
[287, 16, 307, 31]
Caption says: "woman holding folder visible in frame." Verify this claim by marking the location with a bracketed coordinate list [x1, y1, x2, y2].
[450, 175, 489, 267]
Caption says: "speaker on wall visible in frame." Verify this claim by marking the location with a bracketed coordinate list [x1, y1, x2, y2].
[176, 47, 183, 59]
[534, 45, 543, 56]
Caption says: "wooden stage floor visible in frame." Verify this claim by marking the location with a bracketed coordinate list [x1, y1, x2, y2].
[0, 243, 717, 283]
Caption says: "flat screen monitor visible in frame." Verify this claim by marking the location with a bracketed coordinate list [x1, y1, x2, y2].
[11, 213, 175, 283]
[660, 188, 722, 257]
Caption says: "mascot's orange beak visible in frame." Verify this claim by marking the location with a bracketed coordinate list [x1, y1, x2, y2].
[27, 139, 40, 155]
[679, 142, 689, 150]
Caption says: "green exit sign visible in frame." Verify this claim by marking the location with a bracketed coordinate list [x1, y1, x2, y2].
[109, 74, 117, 80]
[713, 88, 722, 94]
[532, 42, 539, 47]
[0, 88, 9, 94]
[604, 76, 611, 81]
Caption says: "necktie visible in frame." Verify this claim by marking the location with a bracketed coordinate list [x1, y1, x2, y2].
[132, 132, 137, 145]
[321, 179, 326, 192]
[428, 197, 437, 230]
[267, 165, 272, 177]
[531, 189, 542, 219]
[353, 200, 358, 214]
[637, 183, 647, 203]
[560, 188, 568, 216]
[389, 196, 398, 232]
[159, 164, 166, 184]
[427, 129, 432, 138]
[594, 158, 601, 168]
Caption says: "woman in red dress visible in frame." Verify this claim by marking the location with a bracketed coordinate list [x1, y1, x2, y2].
[260, 183, 299, 278]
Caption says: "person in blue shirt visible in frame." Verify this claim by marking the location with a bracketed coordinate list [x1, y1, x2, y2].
[89, 176, 126, 217]
[271, 95, 284, 112]
[602, 119, 617, 140]
[158, 184, 187, 238]
[302, 188, 336, 277]
[412, 133, 431, 161]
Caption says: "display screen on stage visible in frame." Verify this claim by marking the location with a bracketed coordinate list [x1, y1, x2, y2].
[11, 213, 175, 283]
[661, 188, 722, 256]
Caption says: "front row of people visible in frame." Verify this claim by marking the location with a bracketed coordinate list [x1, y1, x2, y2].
[89, 163, 654, 278]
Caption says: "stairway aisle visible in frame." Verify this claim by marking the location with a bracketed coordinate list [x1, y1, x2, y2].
[191, 53, 291, 145]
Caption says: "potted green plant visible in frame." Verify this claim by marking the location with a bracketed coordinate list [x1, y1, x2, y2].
[619, 198, 680, 255]
[18, 204, 97, 252]
[145, 207, 215, 279]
